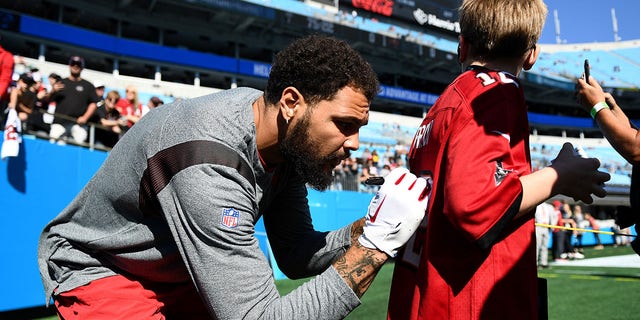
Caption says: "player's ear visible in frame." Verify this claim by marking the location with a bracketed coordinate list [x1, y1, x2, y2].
[457, 35, 468, 64]
[523, 45, 540, 71]
[279, 87, 302, 123]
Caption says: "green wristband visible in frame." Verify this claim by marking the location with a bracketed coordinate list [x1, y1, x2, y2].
[590, 101, 609, 119]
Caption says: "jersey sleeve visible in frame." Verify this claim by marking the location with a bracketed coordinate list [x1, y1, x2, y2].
[443, 84, 525, 249]
[156, 154, 359, 319]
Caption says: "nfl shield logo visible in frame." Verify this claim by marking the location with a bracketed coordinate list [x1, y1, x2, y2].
[221, 208, 239, 228]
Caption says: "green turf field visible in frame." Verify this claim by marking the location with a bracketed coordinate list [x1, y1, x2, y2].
[277, 245, 640, 320]
[26, 246, 639, 320]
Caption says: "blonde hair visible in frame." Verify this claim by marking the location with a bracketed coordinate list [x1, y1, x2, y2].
[106, 90, 120, 102]
[125, 85, 140, 109]
[459, 0, 547, 60]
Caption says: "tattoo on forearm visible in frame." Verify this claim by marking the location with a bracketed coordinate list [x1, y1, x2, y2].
[350, 218, 365, 244]
[334, 241, 386, 298]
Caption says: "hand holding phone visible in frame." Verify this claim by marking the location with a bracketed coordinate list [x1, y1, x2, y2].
[584, 59, 590, 84]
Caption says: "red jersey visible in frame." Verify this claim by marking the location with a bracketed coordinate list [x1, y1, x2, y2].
[388, 66, 537, 320]
[115, 98, 142, 127]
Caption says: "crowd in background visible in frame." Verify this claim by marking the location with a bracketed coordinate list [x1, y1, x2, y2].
[2, 52, 415, 193]
[2, 54, 165, 150]
[330, 144, 409, 193]
[534, 198, 634, 268]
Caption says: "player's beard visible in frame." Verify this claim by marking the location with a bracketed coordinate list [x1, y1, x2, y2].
[280, 110, 345, 191]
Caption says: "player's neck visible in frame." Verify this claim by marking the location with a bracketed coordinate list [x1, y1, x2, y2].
[253, 95, 284, 167]
[463, 60, 521, 77]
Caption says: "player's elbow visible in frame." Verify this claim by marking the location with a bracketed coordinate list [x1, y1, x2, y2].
[277, 263, 311, 280]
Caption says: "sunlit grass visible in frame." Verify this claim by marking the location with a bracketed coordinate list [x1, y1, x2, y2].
[28, 246, 640, 320]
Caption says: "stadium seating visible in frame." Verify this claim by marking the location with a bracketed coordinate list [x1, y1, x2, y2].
[244, 0, 640, 90]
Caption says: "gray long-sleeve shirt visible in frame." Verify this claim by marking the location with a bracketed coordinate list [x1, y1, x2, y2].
[38, 87, 360, 319]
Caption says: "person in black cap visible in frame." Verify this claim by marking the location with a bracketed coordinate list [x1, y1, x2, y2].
[47, 55, 100, 144]
[8, 73, 36, 125]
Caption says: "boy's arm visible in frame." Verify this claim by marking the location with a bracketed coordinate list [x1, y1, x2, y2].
[518, 143, 610, 217]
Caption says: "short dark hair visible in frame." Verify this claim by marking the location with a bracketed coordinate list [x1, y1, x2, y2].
[149, 96, 164, 107]
[264, 34, 379, 106]
[49, 73, 62, 82]
[19, 73, 35, 86]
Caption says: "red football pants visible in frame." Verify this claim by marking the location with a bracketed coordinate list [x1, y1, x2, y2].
[54, 274, 211, 320]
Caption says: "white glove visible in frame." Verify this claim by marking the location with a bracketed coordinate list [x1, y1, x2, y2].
[358, 167, 430, 257]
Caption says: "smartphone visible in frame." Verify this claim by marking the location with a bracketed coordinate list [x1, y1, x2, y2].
[584, 59, 590, 83]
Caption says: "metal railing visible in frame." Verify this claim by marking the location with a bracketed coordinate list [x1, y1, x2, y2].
[21, 109, 118, 152]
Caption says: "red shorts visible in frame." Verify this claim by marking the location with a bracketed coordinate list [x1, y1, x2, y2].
[54, 275, 211, 320]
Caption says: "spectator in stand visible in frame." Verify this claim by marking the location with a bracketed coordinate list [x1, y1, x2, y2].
[387, 1, 609, 318]
[575, 74, 640, 255]
[394, 154, 406, 169]
[30, 68, 45, 98]
[394, 143, 408, 159]
[612, 225, 631, 247]
[134, 96, 164, 122]
[551, 200, 567, 262]
[371, 149, 380, 167]
[585, 212, 604, 250]
[89, 90, 126, 149]
[330, 162, 346, 191]
[334, 156, 360, 191]
[41, 73, 62, 127]
[28, 70, 52, 134]
[90, 80, 106, 130]
[559, 201, 583, 259]
[0, 34, 14, 114]
[115, 84, 143, 128]
[383, 145, 395, 163]
[332, 156, 359, 191]
[573, 204, 586, 253]
[47, 55, 100, 144]
[360, 147, 372, 163]
[7, 71, 49, 134]
[8, 73, 36, 130]
[535, 202, 556, 269]
[45, 73, 62, 93]
[94, 80, 106, 102]
[379, 164, 391, 177]
[126, 95, 165, 125]
[359, 158, 379, 193]
[143, 96, 164, 116]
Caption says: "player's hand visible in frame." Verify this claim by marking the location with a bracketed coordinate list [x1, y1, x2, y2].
[358, 167, 430, 257]
[550, 143, 610, 204]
